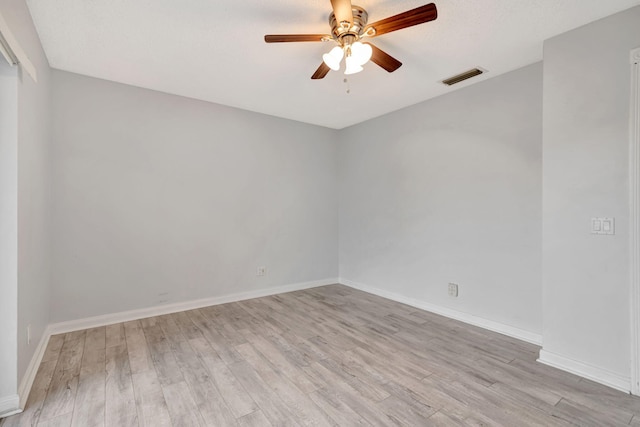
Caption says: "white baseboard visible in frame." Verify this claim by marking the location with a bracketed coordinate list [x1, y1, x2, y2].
[17, 328, 51, 410]
[15, 278, 632, 413]
[48, 278, 338, 335]
[538, 349, 631, 393]
[339, 278, 543, 345]
[0, 394, 21, 419]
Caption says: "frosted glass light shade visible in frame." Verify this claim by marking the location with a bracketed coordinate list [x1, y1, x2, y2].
[344, 55, 363, 75]
[322, 46, 344, 71]
[350, 42, 372, 66]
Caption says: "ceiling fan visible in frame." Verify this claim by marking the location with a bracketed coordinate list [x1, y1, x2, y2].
[264, 0, 438, 79]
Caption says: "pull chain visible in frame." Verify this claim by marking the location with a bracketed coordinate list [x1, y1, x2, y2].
[343, 78, 351, 94]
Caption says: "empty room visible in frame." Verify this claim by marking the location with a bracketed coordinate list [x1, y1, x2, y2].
[2, 0, 640, 425]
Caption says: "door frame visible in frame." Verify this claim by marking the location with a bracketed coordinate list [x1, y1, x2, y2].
[630, 46, 640, 395]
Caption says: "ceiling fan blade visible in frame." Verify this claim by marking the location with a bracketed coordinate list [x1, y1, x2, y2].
[311, 62, 331, 79]
[330, 0, 354, 26]
[366, 43, 402, 72]
[367, 3, 437, 37]
[264, 34, 328, 43]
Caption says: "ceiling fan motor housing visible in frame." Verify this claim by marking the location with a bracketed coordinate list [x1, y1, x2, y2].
[330, 5, 368, 41]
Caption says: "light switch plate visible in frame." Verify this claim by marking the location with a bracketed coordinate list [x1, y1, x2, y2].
[591, 217, 615, 235]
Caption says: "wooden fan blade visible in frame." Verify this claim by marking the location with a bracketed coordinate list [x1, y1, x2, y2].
[311, 62, 331, 79]
[367, 3, 437, 37]
[264, 34, 327, 43]
[330, 0, 354, 25]
[366, 43, 402, 72]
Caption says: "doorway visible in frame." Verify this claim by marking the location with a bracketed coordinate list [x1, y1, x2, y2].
[0, 54, 19, 417]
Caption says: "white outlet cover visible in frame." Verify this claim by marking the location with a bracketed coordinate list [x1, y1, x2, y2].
[448, 283, 459, 297]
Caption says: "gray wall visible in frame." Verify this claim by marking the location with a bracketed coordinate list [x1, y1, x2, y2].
[50, 71, 339, 322]
[338, 63, 543, 336]
[542, 6, 640, 379]
[0, 0, 52, 409]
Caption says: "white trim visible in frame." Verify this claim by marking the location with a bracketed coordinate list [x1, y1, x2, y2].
[0, 394, 21, 418]
[0, 10, 37, 82]
[630, 46, 640, 396]
[17, 329, 50, 409]
[48, 278, 338, 335]
[538, 349, 631, 393]
[0, 30, 18, 65]
[339, 278, 542, 345]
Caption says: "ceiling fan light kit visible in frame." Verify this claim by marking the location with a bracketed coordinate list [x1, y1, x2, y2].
[264, 0, 438, 79]
[332, 40, 372, 74]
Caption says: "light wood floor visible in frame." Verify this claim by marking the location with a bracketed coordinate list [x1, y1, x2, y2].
[3, 284, 640, 427]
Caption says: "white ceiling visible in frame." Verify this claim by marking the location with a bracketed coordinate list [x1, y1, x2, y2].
[26, 0, 640, 129]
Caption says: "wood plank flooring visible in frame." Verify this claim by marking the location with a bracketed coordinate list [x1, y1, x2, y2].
[4, 284, 640, 426]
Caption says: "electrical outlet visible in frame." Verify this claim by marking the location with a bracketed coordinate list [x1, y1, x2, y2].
[257, 266, 266, 276]
[448, 283, 459, 297]
[27, 325, 31, 345]
[156, 291, 170, 304]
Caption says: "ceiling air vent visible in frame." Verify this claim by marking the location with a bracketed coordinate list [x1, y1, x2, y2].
[442, 68, 485, 86]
